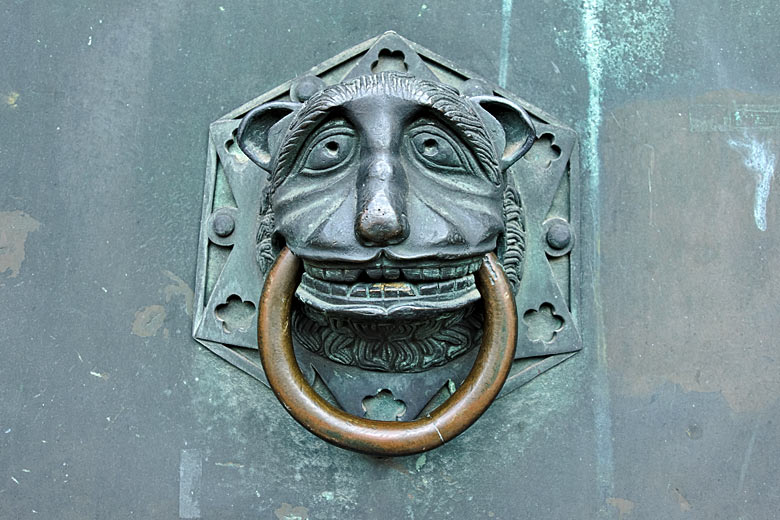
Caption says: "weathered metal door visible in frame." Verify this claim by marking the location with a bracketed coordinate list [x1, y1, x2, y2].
[2, 2, 779, 518]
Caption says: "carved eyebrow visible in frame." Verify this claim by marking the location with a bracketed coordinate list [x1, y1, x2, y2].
[271, 72, 501, 192]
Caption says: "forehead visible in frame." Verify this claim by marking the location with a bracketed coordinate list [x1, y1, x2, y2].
[339, 94, 427, 129]
[296, 73, 466, 125]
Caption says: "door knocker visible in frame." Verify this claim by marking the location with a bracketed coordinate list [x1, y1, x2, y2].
[193, 32, 582, 456]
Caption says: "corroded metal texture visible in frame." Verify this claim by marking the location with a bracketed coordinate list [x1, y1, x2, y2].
[5, 2, 780, 516]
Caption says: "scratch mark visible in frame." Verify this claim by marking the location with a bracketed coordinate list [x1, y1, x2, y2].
[214, 461, 244, 469]
[432, 422, 444, 443]
[728, 133, 776, 231]
[738, 425, 758, 493]
[179, 449, 202, 519]
[89, 371, 109, 380]
[644, 144, 655, 194]
[498, 0, 513, 88]
[644, 143, 656, 225]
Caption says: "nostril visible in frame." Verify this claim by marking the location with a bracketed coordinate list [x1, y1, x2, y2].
[356, 196, 408, 246]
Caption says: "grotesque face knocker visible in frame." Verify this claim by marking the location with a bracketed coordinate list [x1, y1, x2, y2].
[193, 33, 581, 456]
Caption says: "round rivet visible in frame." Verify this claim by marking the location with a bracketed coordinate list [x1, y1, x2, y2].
[546, 222, 571, 250]
[290, 75, 326, 102]
[212, 213, 235, 237]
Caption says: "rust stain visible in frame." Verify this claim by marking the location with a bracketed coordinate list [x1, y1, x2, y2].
[131, 305, 166, 337]
[602, 89, 780, 412]
[606, 497, 635, 519]
[0, 211, 40, 279]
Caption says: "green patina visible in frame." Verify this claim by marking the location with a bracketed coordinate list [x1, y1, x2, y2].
[557, 0, 674, 92]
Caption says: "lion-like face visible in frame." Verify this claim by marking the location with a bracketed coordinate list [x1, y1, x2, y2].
[240, 73, 535, 323]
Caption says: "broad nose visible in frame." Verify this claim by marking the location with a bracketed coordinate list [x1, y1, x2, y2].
[355, 156, 409, 246]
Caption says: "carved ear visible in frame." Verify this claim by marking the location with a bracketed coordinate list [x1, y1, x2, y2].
[237, 102, 301, 170]
[471, 96, 536, 170]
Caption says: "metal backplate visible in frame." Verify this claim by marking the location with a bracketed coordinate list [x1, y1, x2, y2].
[192, 32, 582, 417]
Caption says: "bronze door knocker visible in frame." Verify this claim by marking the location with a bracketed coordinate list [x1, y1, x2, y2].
[193, 32, 582, 456]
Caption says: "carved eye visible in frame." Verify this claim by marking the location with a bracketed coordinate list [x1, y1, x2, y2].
[301, 129, 356, 174]
[409, 128, 467, 171]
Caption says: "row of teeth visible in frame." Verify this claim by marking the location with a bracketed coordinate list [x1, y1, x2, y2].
[301, 273, 475, 298]
[302, 259, 482, 282]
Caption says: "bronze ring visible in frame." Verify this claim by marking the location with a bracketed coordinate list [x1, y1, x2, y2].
[258, 246, 518, 456]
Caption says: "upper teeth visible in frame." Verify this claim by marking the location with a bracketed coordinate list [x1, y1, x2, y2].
[305, 266, 362, 282]
[302, 258, 482, 282]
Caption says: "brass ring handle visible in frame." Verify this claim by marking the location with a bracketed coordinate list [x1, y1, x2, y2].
[258, 246, 518, 456]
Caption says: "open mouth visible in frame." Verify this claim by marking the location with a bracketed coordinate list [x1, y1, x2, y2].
[295, 256, 484, 318]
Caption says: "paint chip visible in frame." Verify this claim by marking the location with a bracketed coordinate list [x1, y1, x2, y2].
[163, 270, 194, 317]
[673, 487, 692, 511]
[0, 211, 40, 279]
[415, 453, 427, 472]
[131, 305, 166, 337]
[727, 133, 776, 231]
[607, 497, 635, 519]
[5, 91, 20, 108]
[274, 503, 309, 520]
